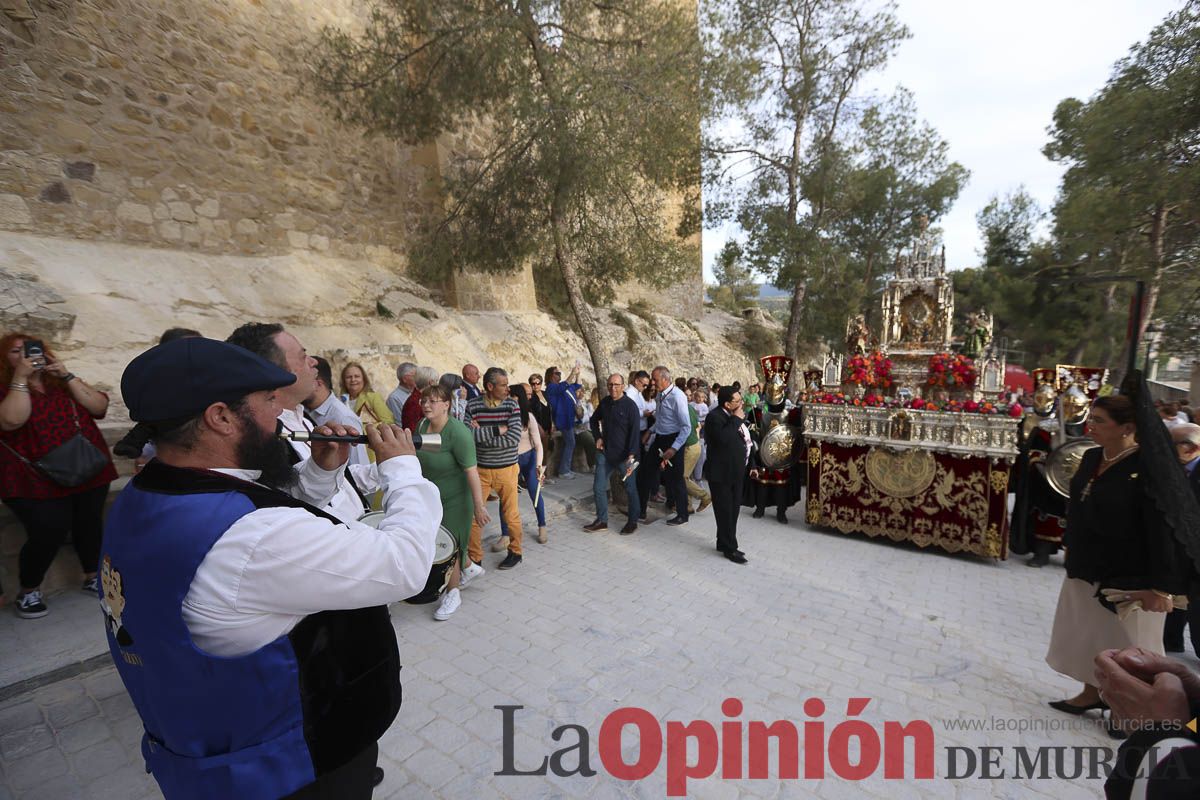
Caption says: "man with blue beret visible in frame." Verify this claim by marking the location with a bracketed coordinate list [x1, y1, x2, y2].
[99, 337, 442, 800]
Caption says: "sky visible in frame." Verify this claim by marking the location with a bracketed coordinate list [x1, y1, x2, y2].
[701, 0, 1185, 283]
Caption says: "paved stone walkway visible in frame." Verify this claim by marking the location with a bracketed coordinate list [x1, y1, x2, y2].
[3, 477, 1196, 799]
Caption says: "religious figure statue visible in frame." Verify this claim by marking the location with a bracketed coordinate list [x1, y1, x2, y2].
[845, 314, 871, 355]
[962, 307, 992, 359]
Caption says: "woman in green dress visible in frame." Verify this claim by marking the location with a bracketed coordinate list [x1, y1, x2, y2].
[415, 384, 489, 620]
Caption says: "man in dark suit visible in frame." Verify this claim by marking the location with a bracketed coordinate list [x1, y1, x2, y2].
[704, 386, 752, 564]
[1164, 422, 1200, 653]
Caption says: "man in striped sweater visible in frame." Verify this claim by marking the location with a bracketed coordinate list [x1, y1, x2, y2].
[464, 367, 525, 570]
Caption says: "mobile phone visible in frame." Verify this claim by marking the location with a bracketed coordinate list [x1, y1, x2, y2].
[23, 339, 45, 367]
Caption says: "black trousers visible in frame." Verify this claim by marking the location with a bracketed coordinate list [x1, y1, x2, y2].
[3, 483, 109, 589]
[638, 433, 687, 522]
[283, 742, 379, 799]
[1164, 603, 1200, 656]
[710, 476, 743, 554]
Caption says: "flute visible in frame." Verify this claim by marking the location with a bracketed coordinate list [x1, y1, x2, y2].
[280, 430, 441, 453]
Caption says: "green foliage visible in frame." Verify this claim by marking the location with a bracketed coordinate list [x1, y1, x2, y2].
[627, 299, 657, 321]
[375, 299, 395, 319]
[1041, 1, 1200, 363]
[712, 241, 757, 308]
[310, 1, 704, 377]
[703, 0, 964, 366]
[707, 285, 744, 316]
[957, 3, 1200, 370]
[740, 318, 781, 365]
[612, 309, 640, 349]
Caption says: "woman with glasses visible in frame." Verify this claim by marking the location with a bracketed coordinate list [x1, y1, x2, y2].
[414, 385, 489, 620]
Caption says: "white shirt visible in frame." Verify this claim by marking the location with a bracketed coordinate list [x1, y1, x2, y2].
[307, 392, 370, 467]
[278, 406, 371, 523]
[626, 386, 651, 431]
[182, 455, 441, 657]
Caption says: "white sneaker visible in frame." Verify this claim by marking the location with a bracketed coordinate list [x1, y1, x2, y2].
[434, 588, 461, 621]
[460, 562, 485, 588]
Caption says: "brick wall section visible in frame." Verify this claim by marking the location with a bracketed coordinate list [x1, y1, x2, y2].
[0, 0, 434, 268]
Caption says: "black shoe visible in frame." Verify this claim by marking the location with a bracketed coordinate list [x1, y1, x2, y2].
[497, 552, 522, 570]
[665, 516, 686, 526]
[724, 551, 748, 564]
[583, 520, 608, 532]
[752, 508, 765, 519]
[776, 510, 788, 524]
[619, 521, 638, 535]
[1048, 699, 1107, 715]
[1027, 552, 1050, 567]
[372, 767, 384, 787]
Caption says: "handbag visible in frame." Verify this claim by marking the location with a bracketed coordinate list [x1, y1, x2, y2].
[1, 403, 110, 488]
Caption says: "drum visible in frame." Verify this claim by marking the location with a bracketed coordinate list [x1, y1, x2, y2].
[357, 514, 459, 604]
[405, 526, 458, 605]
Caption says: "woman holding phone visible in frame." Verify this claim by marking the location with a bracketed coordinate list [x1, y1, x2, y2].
[0, 332, 117, 618]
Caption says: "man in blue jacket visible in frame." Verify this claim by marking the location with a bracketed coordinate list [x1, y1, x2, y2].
[583, 373, 641, 534]
[545, 361, 582, 478]
[99, 337, 441, 799]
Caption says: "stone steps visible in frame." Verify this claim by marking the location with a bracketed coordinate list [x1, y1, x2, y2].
[1, 423, 135, 596]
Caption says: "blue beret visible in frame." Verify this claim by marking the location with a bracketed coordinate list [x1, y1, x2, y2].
[122, 337, 296, 422]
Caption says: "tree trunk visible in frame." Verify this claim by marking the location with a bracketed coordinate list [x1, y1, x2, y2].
[1139, 203, 1169, 342]
[783, 279, 808, 391]
[550, 194, 609, 381]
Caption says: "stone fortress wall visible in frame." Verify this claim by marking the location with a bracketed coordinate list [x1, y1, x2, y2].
[0, 0, 701, 315]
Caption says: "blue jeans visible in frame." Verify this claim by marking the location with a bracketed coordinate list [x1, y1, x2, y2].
[558, 424, 576, 475]
[501, 449, 546, 535]
[593, 451, 640, 524]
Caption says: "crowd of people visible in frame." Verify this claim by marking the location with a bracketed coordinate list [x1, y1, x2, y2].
[4, 324, 1200, 798]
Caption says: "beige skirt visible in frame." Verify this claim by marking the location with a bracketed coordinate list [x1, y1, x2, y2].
[1046, 577, 1166, 685]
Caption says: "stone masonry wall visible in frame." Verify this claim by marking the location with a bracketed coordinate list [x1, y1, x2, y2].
[0, 0, 434, 269]
[0, 0, 698, 315]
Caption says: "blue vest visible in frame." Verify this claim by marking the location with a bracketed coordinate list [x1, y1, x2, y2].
[100, 461, 401, 799]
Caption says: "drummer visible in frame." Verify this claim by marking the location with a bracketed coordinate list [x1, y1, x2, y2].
[414, 383, 490, 620]
[99, 337, 442, 799]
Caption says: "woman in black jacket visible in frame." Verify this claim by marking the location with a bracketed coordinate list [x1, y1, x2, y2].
[1046, 395, 1184, 715]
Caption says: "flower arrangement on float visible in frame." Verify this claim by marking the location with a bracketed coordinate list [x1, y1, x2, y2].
[927, 352, 976, 388]
[845, 351, 894, 389]
[808, 391, 1024, 417]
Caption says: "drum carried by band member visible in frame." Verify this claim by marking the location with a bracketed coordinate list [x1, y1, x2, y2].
[359, 512, 459, 604]
[743, 355, 804, 524]
[1011, 365, 1107, 566]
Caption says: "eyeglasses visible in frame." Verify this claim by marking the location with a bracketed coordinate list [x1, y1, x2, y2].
[607, 382, 623, 387]
[531, 381, 542, 386]
[420, 398, 447, 405]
